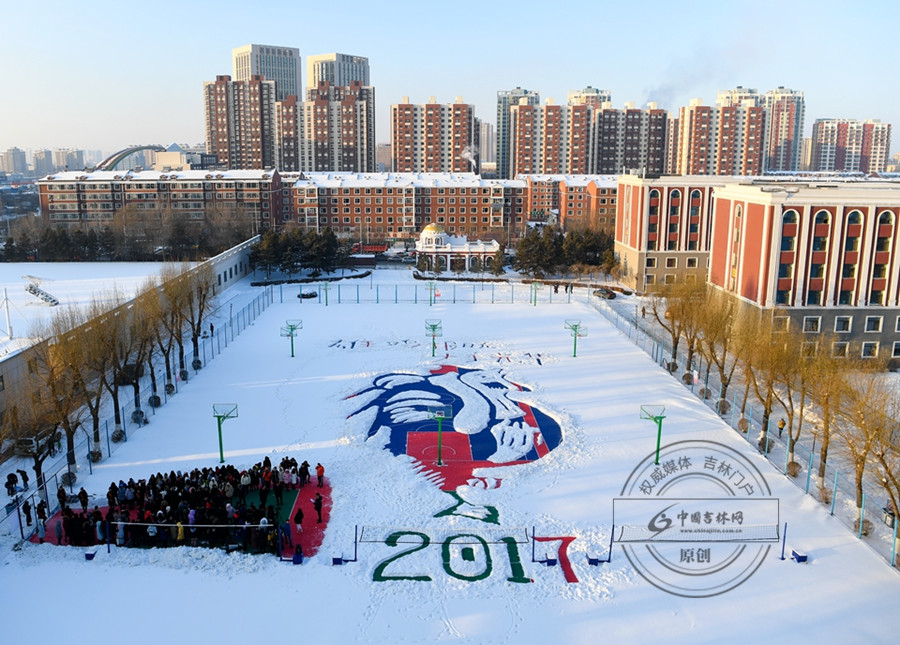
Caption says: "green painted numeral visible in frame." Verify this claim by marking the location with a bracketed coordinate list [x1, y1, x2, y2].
[372, 531, 432, 582]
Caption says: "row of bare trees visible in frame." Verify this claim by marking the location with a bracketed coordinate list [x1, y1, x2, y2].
[647, 279, 900, 527]
[1, 264, 217, 495]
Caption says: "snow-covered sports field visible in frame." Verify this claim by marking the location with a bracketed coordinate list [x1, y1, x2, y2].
[1, 265, 898, 644]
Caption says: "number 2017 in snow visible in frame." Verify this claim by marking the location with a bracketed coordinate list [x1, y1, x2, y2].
[372, 531, 578, 583]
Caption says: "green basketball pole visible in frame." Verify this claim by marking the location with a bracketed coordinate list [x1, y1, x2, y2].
[216, 416, 226, 464]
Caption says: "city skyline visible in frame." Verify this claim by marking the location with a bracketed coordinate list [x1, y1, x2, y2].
[2, 0, 898, 156]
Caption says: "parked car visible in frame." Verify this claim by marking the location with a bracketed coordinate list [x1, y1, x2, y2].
[592, 287, 616, 299]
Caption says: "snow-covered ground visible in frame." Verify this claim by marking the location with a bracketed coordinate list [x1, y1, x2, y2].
[0, 262, 172, 356]
[1, 265, 898, 644]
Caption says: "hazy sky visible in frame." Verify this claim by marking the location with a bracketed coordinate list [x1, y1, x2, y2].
[2, 0, 897, 156]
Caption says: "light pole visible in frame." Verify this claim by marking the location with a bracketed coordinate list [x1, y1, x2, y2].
[321, 282, 330, 306]
[280, 319, 302, 357]
[425, 319, 442, 358]
[565, 319, 588, 357]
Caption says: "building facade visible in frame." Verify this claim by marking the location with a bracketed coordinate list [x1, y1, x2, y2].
[282, 172, 525, 245]
[710, 181, 900, 365]
[305, 53, 369, 90]
[810, 119, 892, 174]
[614, 174, 725, 290]
[414, 222, 500, 272]
[763, 87, 805, 172]
[204, 75, 277, 170]
[589, 102, 667, 175]
[38, 169, 282, 231]
[232, 44, 302, 101]
[0, 148, 27, 174]
[509, 100, 590, 176]
[496, 87, 541, 179]
[390, 97, 480, 173]
[519, 174, 618, 231]
[289, 81, 376, 173]
[673, 99, 765, 176]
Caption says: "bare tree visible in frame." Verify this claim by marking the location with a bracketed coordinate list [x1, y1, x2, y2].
[834, 359, 892, 522]
[26, 316, 90, 476]
[182, 263, 217, 368]
[698, 290, 740, 414]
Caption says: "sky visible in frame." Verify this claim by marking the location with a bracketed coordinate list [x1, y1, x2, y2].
[1, 262, 899, 643]
[1, 0, 898, 157]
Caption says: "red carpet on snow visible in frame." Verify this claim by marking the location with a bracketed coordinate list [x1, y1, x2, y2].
[29, 479, 332, 561]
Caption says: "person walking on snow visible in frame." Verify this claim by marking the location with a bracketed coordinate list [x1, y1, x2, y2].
[316, 463, 325, 488]
[293, 506, 303, 533]
[313, 493, 323, 523]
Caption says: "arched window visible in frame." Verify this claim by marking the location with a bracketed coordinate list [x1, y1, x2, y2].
[649, 189, 660, 216]
[782, 210, 798, 225]
[878, 211, 895, 226]
[846, 210, 862, 226]
[781, 210, 798, 251]
[814, 210, 830, 225]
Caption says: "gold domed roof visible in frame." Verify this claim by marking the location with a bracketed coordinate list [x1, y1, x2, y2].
[421, 223, 445, 235]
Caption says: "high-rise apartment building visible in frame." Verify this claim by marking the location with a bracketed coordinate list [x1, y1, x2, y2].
[305, 53, 370, 91]
[390, 97, 480, 173]
[589, 102, 667, 175]
[673, 99, 764, 176]
[716, 86, 805, 172]
[810, 119, 892, 174]
[479, 122, 495, 165]
[232, 44, 302, 101]
[53, 149, 84, 172]
[0, 148, 27, 174]
[496, 87, 540, 179]
[204, 75, 277, 170]
[763, 87, 805, 172]
[33, 149, 55, 176]
[508, 100, 590, 176]
[568, 86, 612, 107]
[289, 81, 376, 172]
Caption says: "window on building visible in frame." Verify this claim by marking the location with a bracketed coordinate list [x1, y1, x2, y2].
[644, 274, 656, 286]
[646, 258, 657, 268]
[686, 257, 698, 268]
[865, 316, 882, 332]
[861, 341, 879, 358]
[838, 290, 853, 305]
[801, 342, 818, 357]
[807, 290, 822, 306]
[665, 258, 677, 268]
[893, 341, 900, 359]
[832, 342, 848, 358]
[664, 274, 675, 284]
[772, 316, 790, 332]
[802, 317, 821, 333]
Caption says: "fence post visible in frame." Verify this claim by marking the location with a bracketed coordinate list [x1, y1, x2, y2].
[395, 285, 398, 304]
[805, 451, 814, 494]
[784, 434, 791, 473]
[357, 284, 360, 304]
[891, 517, 898, 567]
[830, 471, 839, 515]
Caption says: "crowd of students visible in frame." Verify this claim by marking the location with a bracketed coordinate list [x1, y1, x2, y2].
[51, 455, 325, 555]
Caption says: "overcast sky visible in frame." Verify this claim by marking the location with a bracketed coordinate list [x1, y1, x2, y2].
[1, 0, 897, 156]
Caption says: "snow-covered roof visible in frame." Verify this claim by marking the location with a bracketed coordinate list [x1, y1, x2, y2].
[289, 172, 526, 190]
[40, 169, 278, 182]
[517, 174, 618, 187]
